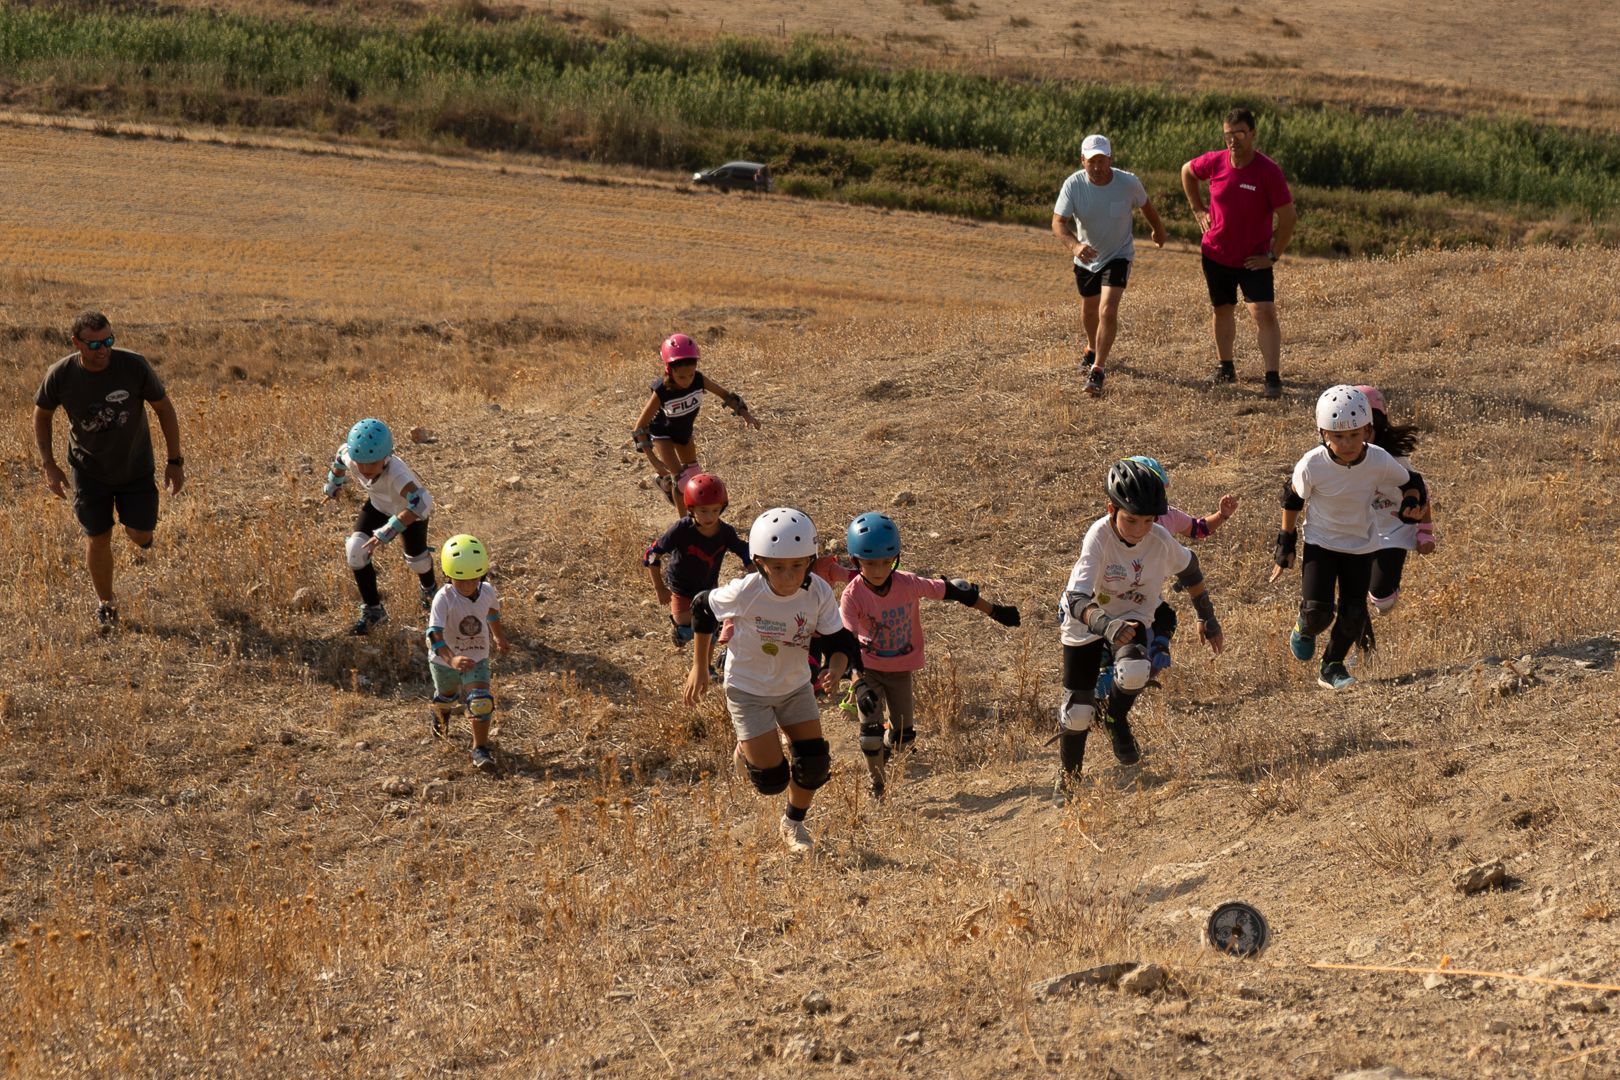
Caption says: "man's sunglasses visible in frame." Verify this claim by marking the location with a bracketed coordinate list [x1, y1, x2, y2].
[79, 334, 115, 350]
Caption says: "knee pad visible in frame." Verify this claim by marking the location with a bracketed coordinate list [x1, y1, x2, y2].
[747, 757, 791, 795]
[431, 693, 464, 717]
[466, 690, 496, 719]
[675, 462, 702, 487]
[345, 532, 373, 570]
[789, 737, 832, 791]
[405, 546, 435, 575]
[1112, 642, 1153, 693]
[1297, 600, 1335, 637]
[1369, 589, 1400, 615]
[1060, 691, 1096, 733]
[859, 720, 886, 756]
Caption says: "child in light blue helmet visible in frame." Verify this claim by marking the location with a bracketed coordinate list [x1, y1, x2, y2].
[322, 418, 438, 635]
[839, 512, 1020, 799]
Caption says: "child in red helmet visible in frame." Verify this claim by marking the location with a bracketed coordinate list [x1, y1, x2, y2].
[630, 333, 759, 514]
[643, 472, 752, 645]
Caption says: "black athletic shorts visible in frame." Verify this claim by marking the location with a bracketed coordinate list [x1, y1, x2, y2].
[1201, 253, 1275, 306]
[72, 467, 159, 536]
[1073, 258, 1131, 298]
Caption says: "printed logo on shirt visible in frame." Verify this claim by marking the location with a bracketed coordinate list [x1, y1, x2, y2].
[105, 390, 131, 403]
[1240, 183, 1258, 192]
[1101, 559, 1150, 609]
[458, 615, 483, 637]
[682, 543, 724, 568]
[868, 605, 916, 659]
[663, 389, 703, 417]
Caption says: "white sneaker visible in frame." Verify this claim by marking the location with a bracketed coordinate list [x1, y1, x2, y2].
[778, 814, 813, 854]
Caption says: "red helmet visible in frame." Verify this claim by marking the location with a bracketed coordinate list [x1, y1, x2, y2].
[682, 472, 728, 509]
[660, 333, 701, 370]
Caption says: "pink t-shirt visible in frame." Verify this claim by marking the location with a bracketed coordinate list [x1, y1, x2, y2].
[1189, 150, 1292, 267]
[839, 570, 947, 673]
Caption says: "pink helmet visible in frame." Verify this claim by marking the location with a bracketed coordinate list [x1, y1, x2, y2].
[660, 333, 701, 370]
[1353, 385, 1386, 415]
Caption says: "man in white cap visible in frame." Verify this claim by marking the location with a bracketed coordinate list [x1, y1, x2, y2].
[1051, 133, 1166, 397]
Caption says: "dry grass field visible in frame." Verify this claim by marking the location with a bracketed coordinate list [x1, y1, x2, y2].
[3, 116, 1620, 1077]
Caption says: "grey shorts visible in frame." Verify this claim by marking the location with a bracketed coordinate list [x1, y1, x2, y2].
[724, 682, 820, 742]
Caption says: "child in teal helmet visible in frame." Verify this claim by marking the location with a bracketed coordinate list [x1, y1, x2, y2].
[426, 535, 510, 770]
[839, 512, 1020, 799]
[322, 418, 438, 635]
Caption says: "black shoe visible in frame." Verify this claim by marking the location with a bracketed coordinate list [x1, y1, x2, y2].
[419, 585, 437, 612]
[1106, 717, 1141, 765]
[1262, 372, 1283, 398]
[95, 602, 119, 633]
[349, 603, 387, 636]
[471, 746, 494, 770]
[1081, 349, 1096, 373]
[1212, 362, 1237, 385]
[1083, 367, 1105, 396]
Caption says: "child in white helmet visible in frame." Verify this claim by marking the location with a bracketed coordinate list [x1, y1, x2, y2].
[683, 508, 862, 854]
[1270, 386, 1428, 690]
[1103, 455, 1237, 690]
[840, 512, 1021, 799]
[426, 535, 511, 770]
[1357, 385, 1436, 617]
[1056, 460, 1225, 793]
[322, 418, 438, 635]
[630, 333, 759, 514]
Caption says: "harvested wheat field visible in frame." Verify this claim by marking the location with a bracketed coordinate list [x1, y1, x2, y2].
[4, 118, 1620, 1077]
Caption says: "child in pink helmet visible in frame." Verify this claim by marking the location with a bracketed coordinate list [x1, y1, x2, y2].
[1357, 385, 1436, 617]
[630, 333, 759, 514]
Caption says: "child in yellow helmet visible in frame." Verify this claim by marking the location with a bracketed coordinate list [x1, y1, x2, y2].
[425, 534, 511, 770]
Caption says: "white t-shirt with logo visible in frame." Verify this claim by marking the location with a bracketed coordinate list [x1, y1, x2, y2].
[1059, 517, 1192, 647]
[1052, 168, 1149, 271]
[428, 581, 499, 666]
[706, 572, 844, 697]
[1292, 444, 1411, 555]
[336, 445, 434, 519]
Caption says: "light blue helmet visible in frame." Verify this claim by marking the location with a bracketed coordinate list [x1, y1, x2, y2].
[847, 512, 901, 561]
[346, 418, 394, 464]
[1126, 455, 1169, 488]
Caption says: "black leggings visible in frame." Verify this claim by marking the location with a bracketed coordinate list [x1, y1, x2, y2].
[1369, 547, 1407, 601]
[353, 502, 434, 605]
[1063, 639, 1140, 722]
[1300, 544, 1374, 664]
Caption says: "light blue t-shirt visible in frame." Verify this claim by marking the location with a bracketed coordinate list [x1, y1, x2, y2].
[1053, 168, 1149, 271]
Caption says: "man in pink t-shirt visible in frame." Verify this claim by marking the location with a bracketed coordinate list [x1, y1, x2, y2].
[1180, 107, 1296, 398]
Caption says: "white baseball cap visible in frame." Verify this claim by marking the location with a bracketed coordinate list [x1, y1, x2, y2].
[1081, 134, 1112, 160]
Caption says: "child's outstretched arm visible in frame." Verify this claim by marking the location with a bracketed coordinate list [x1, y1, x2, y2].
[1267, 481, 1305, 584]
[488, 606, 510, 654]
[941, 577, 1019, 626]
[1202, 494, 1239, 535]
[322, 446, 349, 502]
[702, 377, 761, 431]
[1174, 553, 1224, 654]
[631, 393, 670, 476]
[683, 591, 719, 705]
[643, 544, 672, 607]
[363, 482, 429, 554]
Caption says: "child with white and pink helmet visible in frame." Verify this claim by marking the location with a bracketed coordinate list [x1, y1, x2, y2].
[630, 333, 759, 514]
[1357, 385, 1436, 617]
[1269, 386, 1429, 690]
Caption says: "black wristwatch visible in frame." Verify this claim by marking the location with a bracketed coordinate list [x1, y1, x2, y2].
[168, 456, 184, 467]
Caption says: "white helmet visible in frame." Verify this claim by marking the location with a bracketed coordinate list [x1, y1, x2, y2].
[748, 507, 817, 559]
[1315, 385, 1371, 431]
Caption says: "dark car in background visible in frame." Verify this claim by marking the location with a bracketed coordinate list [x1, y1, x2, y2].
[692, 161, 773, 193]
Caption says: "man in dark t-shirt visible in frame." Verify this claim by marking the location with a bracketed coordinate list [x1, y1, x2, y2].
[33, 310, 185, 629]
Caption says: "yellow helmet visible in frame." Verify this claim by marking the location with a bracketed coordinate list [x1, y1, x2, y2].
[441, 534, 489, 580]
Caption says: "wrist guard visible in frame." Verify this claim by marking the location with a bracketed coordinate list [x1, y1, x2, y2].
[632, 427, 652, 452]
[324, 471, 346, 496]
[941, 578, 979, 606]
[1190, 591, 1219, 638]
[373, 516, 404, 545]
[725, 393, 748, 417]
[988, 603, 1021, 627]
[1274, 530, 1298, 568]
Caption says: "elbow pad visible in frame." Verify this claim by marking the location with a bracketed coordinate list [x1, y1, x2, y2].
[642, 545, 663, 568]
[941, 578, 979, 606]
[690, 591, 719, 635]
[1173, 550, 1204, 591]
[405, 486, 433, 519]
[815, 627, 863, 669]
[1280, 482, 1305, 512]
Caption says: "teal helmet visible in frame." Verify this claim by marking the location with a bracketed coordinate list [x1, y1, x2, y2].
[346, 418, 394, 464]
[847, 512, 901, 561]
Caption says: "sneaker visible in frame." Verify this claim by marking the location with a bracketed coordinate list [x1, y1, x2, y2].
[471, 746, 495, 769]
[419, 585, 436, 612]
[671, 620, 695, 647]
[1212, 362, 1237, 385]
[1288, 622, 1316, 662]
[95, 602, 119, 632]
[348, 603, 387, 636]
[1318, 662, 1355, 691]
[1083, 367, 1105, 396]
[1105, 717, 1141, 766]
[1262, 372, 1283, 399]
[778, 814, 813, 854]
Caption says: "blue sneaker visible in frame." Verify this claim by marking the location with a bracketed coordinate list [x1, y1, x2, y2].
[1317, 662, 1355, 690]
[1288, 622, 1316, 662]
[1149, 633, 1172, 674]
